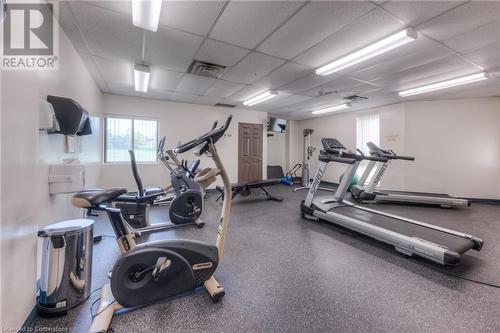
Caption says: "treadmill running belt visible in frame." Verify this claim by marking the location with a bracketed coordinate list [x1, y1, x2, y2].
[376, 190, 453, 198]
[329, 206, 475, 254]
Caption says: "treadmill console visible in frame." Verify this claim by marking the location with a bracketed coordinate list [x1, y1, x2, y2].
[321, 138, 346, 153]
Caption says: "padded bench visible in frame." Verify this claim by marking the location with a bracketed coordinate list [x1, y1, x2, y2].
[216, 179, 283, 202]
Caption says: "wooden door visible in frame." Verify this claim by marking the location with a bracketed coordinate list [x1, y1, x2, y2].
[238, 123, 263, 182]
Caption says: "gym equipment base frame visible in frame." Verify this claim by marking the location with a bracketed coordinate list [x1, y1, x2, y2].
[216, 179, 283, 202]
[294, 128, 335, 193]
[351, 142, 470, 208]
[300, 138, 483, 266]
[73, 117, 233, 333]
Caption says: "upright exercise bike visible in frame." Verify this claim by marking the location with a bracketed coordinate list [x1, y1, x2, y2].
[72, 116, 233, 332]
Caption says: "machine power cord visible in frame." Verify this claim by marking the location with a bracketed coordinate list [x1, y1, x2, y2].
[437, 269, 500, 289]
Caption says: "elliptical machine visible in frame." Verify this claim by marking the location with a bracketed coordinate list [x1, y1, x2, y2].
[72, 116, 233, 333]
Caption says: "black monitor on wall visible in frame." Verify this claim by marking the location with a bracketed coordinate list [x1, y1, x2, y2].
[267, 117, 286, 133]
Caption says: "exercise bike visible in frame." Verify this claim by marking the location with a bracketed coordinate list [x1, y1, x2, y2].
[72, 116, 233, 333]
[90, 138, 204, 236]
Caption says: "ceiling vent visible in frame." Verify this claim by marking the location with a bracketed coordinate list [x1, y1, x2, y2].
[318, 90, 337, 97]
[343, 95, 368, 102]
[214, 103, 237, 108]
[188, 60, 227, 79]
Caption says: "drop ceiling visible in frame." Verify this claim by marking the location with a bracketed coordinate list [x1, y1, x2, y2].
[60, 1, 500, 120]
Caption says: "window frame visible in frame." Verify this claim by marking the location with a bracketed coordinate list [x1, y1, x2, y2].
[103, 114, 160, 164]
[355, 113, 380, 181]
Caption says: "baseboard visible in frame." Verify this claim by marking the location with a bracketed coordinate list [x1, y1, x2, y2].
[18, 306, 37, 333]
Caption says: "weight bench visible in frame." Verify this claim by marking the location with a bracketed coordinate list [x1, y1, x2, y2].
[216, 179, 283, 202]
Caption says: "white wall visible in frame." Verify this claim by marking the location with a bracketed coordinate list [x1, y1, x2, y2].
[289, 98, 500, 199]
[403, 99, 500, 198]
[99, 94, 268, 190]
[267, 131, 286, 172]
[0, 24, 102, 329]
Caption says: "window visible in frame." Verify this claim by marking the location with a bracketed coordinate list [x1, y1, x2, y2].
[356, 113, 380, 178]
[105, 116, 158, 163]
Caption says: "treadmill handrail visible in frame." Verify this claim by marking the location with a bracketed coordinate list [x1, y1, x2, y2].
[367, 142, 415, 161]
[342, 201, 483, 250]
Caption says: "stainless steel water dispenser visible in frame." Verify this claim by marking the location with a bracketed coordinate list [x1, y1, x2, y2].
[37, 219, 94, 316]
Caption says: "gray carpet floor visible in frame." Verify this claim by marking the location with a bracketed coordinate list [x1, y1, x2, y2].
[33, 184, 500, 332]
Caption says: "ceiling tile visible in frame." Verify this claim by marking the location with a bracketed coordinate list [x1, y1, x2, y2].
[176, 74, 218, 95]
[253, 62, 312, 89]
[59, 2, 88, 53]
[302, 77, 370, 97]
[258, 1, 374, 59]
[464, 43, 500, 70]
[105, 81, 154, 99]
[84, 1, 131, 16]
[204, 80, 246, 98]
[159, 1, 224, 36]
[168, 92, 198, 104]
[349, 37, 453, 82]
[425, 77, 500, 100]
[222, 52, 285, 84]
[146, 25, 204, 72]
[382, 1, 466, 27]
[279, 72, 334, 94]
[418, 1, 500, 41]
[209, 1, 305, 49]
[69, 2, 142, 62]
[374, 55, 480, 91]
[444, 20, 500, 54]
[77, 51, 106, 90]
[147, 89, 173, 101]
[193, 95, 223, 106]
[150, 67, 184, 92]
[226, 85, 269, 103]
[262, 94, 312, 108]
[196, 39, 249, 67]
[294, 9, 404, 68]
[93, 56, 133, 86]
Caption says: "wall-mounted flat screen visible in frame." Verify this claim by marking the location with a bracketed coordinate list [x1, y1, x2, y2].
[267, 117, 286, 133]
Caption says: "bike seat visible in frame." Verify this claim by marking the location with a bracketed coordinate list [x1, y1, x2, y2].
[143, 187, 164, 196]
[72, 188, 128, 208]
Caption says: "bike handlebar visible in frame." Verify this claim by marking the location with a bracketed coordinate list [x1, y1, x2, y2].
[174, 116, 232, 154]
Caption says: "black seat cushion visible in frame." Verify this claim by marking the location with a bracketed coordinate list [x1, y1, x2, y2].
[72, 188, 127, 207]
[144, 187, 164, 195]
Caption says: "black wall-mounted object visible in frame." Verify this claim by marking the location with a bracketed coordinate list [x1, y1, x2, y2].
[47, 95, 92, 136]
[267, 117, 286, 133]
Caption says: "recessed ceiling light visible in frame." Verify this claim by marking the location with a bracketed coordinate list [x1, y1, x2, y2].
[312, 103, 351, 115]
[316, 28, 418, 76]
[134, 64, 150, 92]
[132, 0, 162, 32]
[243, 90, 278, 106]
[398, 73, 488, 97]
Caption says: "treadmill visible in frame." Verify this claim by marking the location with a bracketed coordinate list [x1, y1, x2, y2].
[350, 142, 470, 208]
[300, 138, 483, 265]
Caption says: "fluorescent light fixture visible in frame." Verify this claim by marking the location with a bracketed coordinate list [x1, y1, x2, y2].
[132, 0, 162, 32]
[243, 90, 278, 106]
[398, 73, 488, 97]
[312, 103, 351, 115]
[134, 64, 151, 92]
[316, 29, 417, 76]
